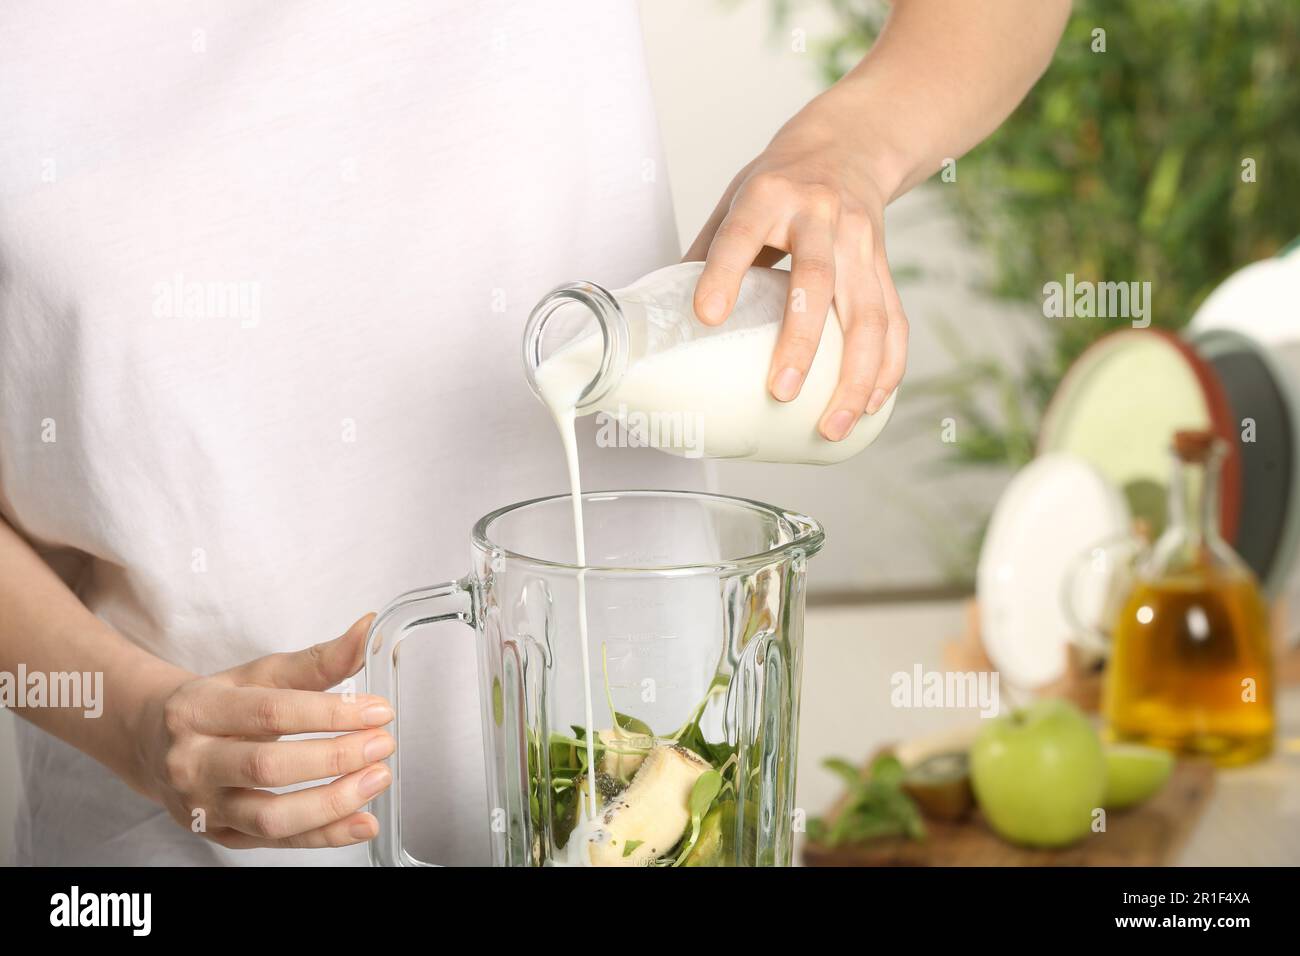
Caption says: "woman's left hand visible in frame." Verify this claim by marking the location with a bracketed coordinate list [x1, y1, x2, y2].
[684, 96, 908, 443]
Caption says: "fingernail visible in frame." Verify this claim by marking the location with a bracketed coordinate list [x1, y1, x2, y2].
[699, 291, 726, 322]
[362, 704, 394, 726]
[823, 410, 856, 442]
[772, 367, 803, 402]
[350, 816, 377, 840]
[866, 388, 887, 414]
[358, 767, 391, 799]
[364, 734, 394, 763]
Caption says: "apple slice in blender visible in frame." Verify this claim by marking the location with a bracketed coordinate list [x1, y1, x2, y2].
[588, 744, 710, 866]
[679, 800, 734, 867]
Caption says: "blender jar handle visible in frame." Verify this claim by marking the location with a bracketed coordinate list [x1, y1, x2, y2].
[364, 578, 475, 867]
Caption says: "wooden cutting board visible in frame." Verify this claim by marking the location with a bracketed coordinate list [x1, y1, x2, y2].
[803, 757, 1214, 867]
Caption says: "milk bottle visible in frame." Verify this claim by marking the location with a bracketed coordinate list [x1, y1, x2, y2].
[524, 262, 896, 465]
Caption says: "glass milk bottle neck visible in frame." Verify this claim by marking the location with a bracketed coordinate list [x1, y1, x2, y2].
[523, 281, 630, 414]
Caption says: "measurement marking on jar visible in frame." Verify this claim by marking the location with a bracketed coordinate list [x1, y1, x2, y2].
[603, 598, 668, 611]
[607, 646, 668, 663]
[606, 632, 678, 643]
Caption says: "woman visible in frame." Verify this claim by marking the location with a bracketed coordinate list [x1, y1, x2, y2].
[0, 0, 1069, 865]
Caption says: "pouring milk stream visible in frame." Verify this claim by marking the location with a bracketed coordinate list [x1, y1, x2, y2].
[524, 262, 896, 864]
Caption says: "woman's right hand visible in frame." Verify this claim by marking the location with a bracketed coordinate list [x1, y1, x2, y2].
[136, 614, 395, 849]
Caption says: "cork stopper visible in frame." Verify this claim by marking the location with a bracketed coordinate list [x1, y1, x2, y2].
[1173, 429, 1220, 463]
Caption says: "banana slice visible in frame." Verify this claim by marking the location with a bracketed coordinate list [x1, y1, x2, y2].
[574, 769, 625, 811]
[587, 744, 710, 866]
[597, 725, 653, 781]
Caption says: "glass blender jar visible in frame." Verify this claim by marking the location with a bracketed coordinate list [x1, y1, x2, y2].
[365, 490, 824, 866]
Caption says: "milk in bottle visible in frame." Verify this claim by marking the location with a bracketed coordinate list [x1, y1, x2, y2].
[525, 262, 896, 465]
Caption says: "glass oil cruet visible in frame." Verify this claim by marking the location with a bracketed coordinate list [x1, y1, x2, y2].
[1104, 429, 1275, 766]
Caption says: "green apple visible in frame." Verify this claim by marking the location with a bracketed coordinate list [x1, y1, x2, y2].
[970, 699, 1106, 847]
[1103, 743, 1174, 809]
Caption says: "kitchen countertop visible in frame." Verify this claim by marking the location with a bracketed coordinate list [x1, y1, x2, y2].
[2, 598, 1295, 866]
[796, 600, 1300, 866]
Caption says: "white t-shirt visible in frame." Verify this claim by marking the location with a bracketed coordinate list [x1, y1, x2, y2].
[0, 0, 704, 865]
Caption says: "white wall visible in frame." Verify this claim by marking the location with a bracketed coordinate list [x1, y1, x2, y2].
[639, 0, 1027, 594]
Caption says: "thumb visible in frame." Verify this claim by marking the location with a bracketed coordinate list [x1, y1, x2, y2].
[226, 613, 376, 691]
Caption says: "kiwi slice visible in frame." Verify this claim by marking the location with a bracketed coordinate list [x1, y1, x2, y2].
[903, 752, 975, 822]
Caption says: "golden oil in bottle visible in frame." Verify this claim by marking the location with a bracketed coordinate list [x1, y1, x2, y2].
[1103, 431, 1274, 766]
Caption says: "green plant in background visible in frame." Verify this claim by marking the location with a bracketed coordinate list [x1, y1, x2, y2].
[770, 0, 1300, 575]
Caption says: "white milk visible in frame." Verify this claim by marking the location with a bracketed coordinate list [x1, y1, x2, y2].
[536, 378, 601, 863]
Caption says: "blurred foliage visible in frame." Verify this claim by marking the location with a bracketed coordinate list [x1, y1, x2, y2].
[774, 0, 1300, 473]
